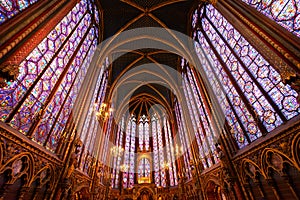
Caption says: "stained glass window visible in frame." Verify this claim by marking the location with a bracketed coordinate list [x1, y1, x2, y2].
[80, 66, 107, 146]
[129, 118, 136, 187]
[144, 121, 150, 151]
[103, 115, 113, 163]
[152, 115, 161, 186]
[112, 117, 125, 188]
[192, 4, 300, 148]
[138, 114, 150, 151]
[182, 59, 219, 169]
[0, 2, 86, 124]
[152, 114, 175, 187]
[0, 0, 104, 155]
[138, 158, 151, 181]
[241, 0, 300, 38]
[163, 117, 178, 186]
[122, 115, 136, 188]
[110, 112, 178, 187]
[174, 100, 192, 179]
[139, 119, 144, 150]
[0, 0, 39, 24]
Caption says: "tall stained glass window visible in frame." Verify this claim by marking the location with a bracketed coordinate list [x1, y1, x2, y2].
[174, 100, 192, 179]
[80, 66, 108, 151]
[122, 115, 136, 188]
[138, 158, 151, 181]
[192, 4, 300, 149]
[163, 116, 178, 186]
[181, 59, 219, 169]
[241, 0, 300, 38]
[152, 114, 164, 186]
[111, 117, 125, 188]
[0, 0, 101, 153]
[110, 112, 178, 187]
[0, 0, 39, 24]
[152, 114, 177, 187]
[138, 114, 150, 151]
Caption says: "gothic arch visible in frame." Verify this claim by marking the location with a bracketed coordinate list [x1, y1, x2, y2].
[261, 148, 299, 178]
[203, 174, 221, 192]
[0, 152, 34, 186]
[137, 188, 154, 200]
[204, 179, 223, 200]
[137, 186, 155, 195]
[29, 163, 56, 190]
[240, 159, 266, 185]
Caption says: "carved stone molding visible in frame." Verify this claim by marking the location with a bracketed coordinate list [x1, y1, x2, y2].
[0, 127, 62, 164]
[235, 131, 300, 186]
[0, 137, 60, 192]
[70, 170, 91, 198]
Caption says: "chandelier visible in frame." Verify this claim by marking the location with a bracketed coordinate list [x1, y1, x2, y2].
[95, 102, 113, 121]
[110, 146, 124, 157]
[120, 164, 129, 172]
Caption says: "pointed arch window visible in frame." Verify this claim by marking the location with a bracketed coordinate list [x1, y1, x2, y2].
[78, 56, 108, 171]
[192, 4, 300, 149]
[138, 115, 150, 151]
[152, 115, 162, 186]
[152, 114, 170, 187]
[122, 115, 136, 188]
[138, 158, 151, 183]
[111, 113, 178, 188]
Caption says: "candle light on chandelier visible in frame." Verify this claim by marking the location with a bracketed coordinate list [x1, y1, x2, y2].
[95, 102, 113, 120]
[110, 146, 124, 157]
[163, 161, 170, 170]
[120, 164, 129, 172]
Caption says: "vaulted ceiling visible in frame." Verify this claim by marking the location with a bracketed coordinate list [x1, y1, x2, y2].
[98, 0, 197, 119]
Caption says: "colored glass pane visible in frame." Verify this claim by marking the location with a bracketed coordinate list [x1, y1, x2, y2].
[174, 101, 192, 179]
[139, 122, 144, 150]
[164, 117, 176, 186]
[0, 0, 35, 24]
[138, 158, 151, 179]
[10, 13, 92, 134]
[242, 0, 300, 37]
[152, 117, 160, 186]
[123, 117, 132, 188]
[0, 1, 86, 124]
[144, 122, 149, 150]
[192, 4, 300, 148]
[44, 32, 97, 151]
